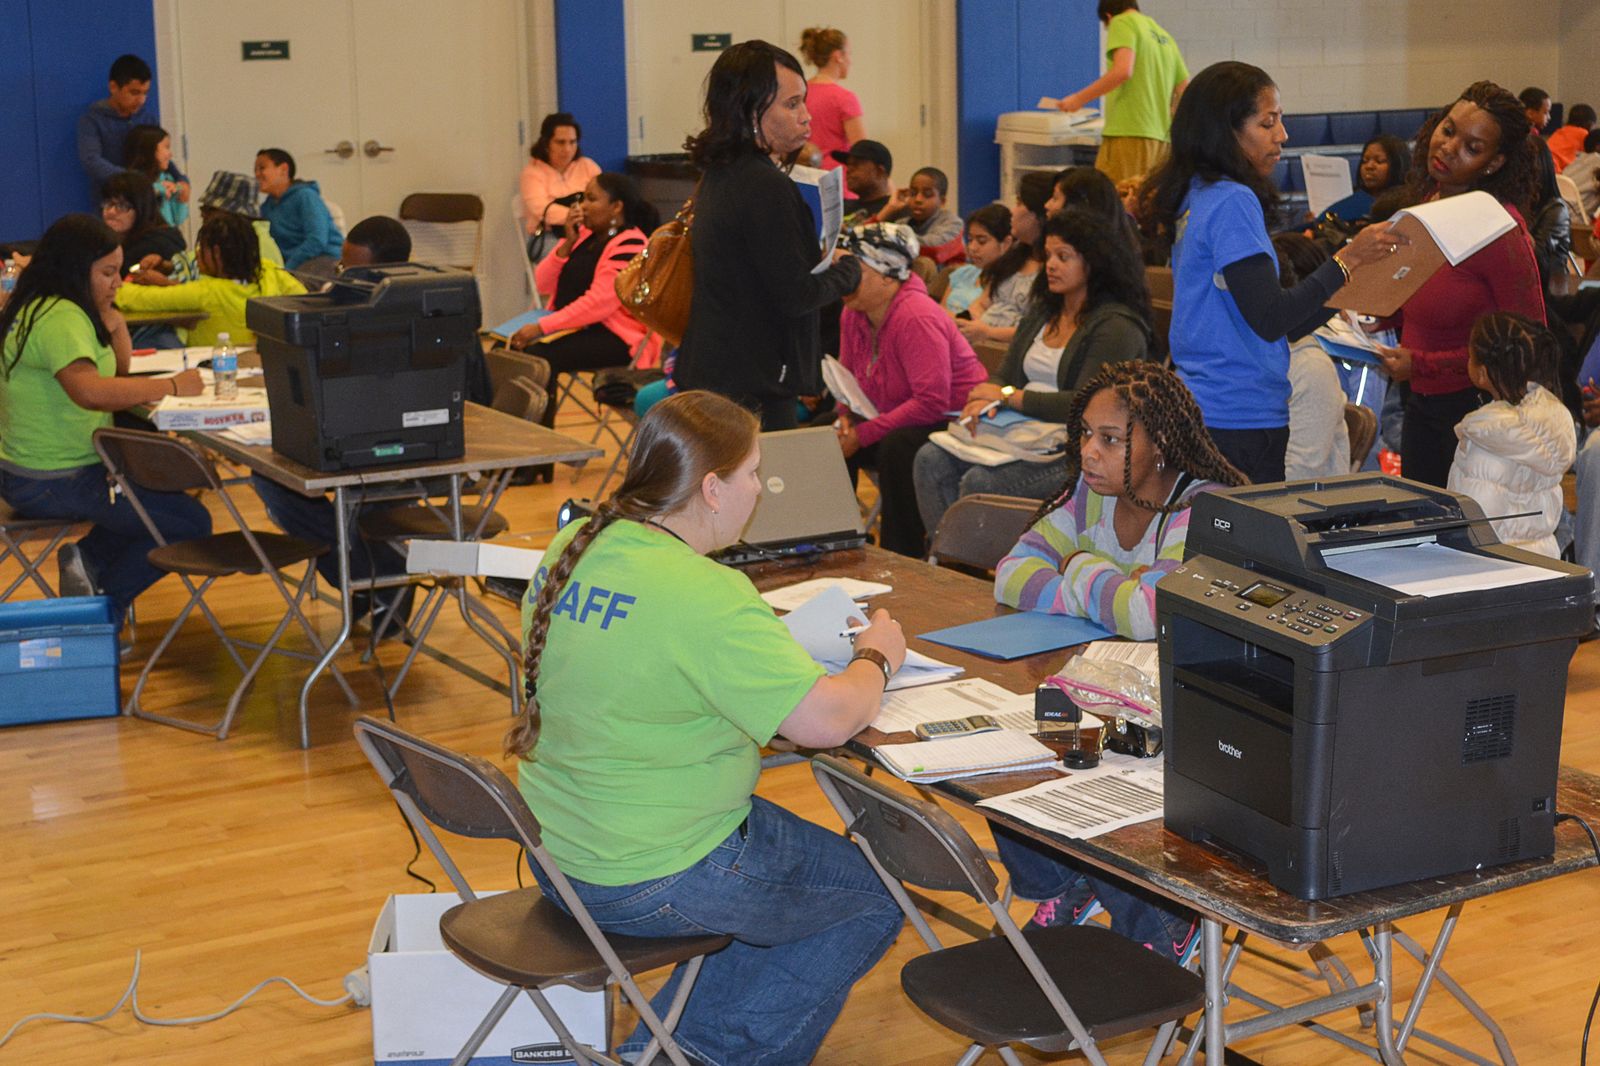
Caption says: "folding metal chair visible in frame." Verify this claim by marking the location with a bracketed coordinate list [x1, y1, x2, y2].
[92, 427, 357, 739]
[0, 499, 84, 601]
[352, 715, 732, 1066]
[399, 192, 485, 274]
[811, 754, 1205, 1066]
[926, 493, 1040, 572]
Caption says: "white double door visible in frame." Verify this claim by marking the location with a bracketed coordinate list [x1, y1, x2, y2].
[163, 0, 530, 321]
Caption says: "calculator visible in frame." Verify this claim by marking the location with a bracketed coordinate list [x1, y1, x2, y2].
[914, 714, 1002, 741]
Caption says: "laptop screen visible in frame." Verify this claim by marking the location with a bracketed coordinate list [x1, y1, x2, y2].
[736, 427, 865, 547]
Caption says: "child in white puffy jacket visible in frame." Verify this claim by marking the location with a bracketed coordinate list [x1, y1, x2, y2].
[1447, 312, 1576, 557]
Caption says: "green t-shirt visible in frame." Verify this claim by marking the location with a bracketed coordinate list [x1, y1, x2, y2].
[517, 518, 825, 885]
[0, 298, 115, 470]
[1102, 11, 1190, 142]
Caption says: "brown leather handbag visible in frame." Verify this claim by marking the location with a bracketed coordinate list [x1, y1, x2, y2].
[614, 191, 696, 347]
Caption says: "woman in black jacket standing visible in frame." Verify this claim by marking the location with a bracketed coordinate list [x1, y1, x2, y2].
[675, 40, 862, 430]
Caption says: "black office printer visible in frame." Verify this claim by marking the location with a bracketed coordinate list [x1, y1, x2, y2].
[1156, 474, 1591, 899]
[246, 264, 479, 471]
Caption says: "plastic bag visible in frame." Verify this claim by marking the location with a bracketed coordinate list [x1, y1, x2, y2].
[1052, 655, 1162, 726]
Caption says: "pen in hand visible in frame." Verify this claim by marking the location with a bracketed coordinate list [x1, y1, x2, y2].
[958, 400, 1001, 430]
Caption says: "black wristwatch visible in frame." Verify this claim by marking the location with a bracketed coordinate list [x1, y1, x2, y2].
[850, 647, 894, 685]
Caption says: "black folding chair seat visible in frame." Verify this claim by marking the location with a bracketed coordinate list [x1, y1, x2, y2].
[149, 532, 327, 578]
[901, 923, 1205, 1050]
[441, 887, 732, 991]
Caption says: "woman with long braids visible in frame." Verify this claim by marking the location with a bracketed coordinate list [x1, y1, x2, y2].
[994, 360, 1246, 643]
[991, 360, 1244, 959]
[1373, 81, 1546, 487]
[510, 390, 905, 1066]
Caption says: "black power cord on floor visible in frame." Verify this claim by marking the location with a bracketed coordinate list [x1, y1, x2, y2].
[1556, 811, 1600, 1065]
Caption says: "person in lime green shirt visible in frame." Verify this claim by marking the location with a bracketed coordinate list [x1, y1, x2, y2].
[513, 390, 907, 1066]
[1055, 0, 1190, 184]
[115, 211, 306, 347]
[0, 214, 208, 620]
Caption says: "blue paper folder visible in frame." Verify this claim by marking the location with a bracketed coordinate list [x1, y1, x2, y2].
[919, 611, 1113, 661]
[486, 309, 549, 340]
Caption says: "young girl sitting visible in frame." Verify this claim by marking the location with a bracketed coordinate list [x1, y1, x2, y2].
[942, 204, 1034, 329]
[1446, 311, 1576, 558]
[124, 123, 190, 229]
[990, 360, 1245, 961]
[114, 212, 306, 347]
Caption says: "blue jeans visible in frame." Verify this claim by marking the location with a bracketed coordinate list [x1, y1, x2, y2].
[992, 823, 1195, 960]
[912, 441, 1069, 540]
[529, 796, 903, 1066]
[0, 462, 212, 618]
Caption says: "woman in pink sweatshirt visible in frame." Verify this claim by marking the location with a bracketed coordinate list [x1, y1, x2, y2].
[835, 222, 987, 556]
[513, 173, 662, 425]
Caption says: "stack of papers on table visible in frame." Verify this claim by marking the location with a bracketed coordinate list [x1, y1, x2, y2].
[870, 677, 1031, 733]
[150, 387, 270, 431]
[781, 584, 962, 690]
[978, 757, 1164, 839]
[1323, 542, 1563, 596]
[874, 731, 1058, 783]
[214, 420, 273, 445]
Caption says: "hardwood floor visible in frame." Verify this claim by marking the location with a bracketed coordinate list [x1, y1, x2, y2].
[4, 405, 1600, 1065]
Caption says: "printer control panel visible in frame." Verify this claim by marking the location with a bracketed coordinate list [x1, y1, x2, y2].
[1169, 560, 1370, 647]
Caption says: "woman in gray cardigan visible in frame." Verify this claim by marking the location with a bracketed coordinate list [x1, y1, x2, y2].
[913, 208, 1151, 541]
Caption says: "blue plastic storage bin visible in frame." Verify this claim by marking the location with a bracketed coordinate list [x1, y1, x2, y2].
[0, 596, 120, 726]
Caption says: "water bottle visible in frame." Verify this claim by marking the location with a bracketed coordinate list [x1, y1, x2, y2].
[212, 332, 238, 400]
[0, 260, 18, 306]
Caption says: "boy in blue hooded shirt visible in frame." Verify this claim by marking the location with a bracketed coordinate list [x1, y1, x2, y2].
[78, 54, 190, 195]
[254, 148, 344, 273]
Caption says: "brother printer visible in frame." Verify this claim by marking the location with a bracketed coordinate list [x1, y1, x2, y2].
[245, 263, 479, 472]
[1156, 474, 1591, 899]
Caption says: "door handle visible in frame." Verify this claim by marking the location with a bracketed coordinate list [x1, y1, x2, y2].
[363, 140, 396, 159]
[323, 140, 355, 159]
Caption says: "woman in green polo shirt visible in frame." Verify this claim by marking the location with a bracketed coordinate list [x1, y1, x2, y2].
[0, 214, 207, 620]
[513, 390, 907, 1066]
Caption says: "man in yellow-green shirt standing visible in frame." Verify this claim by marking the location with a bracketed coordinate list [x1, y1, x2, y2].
[1054, 0, 1189, 184]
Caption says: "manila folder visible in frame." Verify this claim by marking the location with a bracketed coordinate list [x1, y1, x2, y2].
[1324, 212, 1447, 317]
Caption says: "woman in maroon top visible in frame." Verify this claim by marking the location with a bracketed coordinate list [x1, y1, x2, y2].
[1374, 81, 1544, 487]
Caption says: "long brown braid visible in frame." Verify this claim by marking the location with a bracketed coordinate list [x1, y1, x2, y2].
[1028, 360, 1248, 527]
[505, 391, 760, 759]
[1468, 311, 1560, 405]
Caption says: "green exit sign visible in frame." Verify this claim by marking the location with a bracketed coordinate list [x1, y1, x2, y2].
[691, 33, 731, 52]
[241, 40, 290, 61]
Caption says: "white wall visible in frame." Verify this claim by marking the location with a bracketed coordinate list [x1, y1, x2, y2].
[1558, 0, 1600, 109]
[1145, 0, 1563, 116]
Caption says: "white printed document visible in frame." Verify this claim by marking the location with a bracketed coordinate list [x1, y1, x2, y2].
[761, 577, 892, 612]
[781, 584, 962, 691]
[1323, 541, 1563, 596]
[820, 356, 880, 420]
[978, 759, 1164, 839]
[1392, 190, 1514, 265]
[874, 731, 1059, 783]
[1300, 154, 1354, 220]
[791, 165, 845, 273]
[871, 678, 1027, 733]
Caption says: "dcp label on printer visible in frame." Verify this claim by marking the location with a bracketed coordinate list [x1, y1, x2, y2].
[402, 408, 449, 428]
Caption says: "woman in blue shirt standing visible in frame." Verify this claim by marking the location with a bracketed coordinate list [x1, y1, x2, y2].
[1145, 61, 1398, 482]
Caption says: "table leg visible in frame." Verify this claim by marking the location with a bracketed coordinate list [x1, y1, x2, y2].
[299, 485, 355, 748]
[1204, 916, 1227, 1061]
[1371, 924, 1406, 1065]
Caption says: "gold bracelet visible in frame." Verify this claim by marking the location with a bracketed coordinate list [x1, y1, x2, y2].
[1332, 253, 1352, 284]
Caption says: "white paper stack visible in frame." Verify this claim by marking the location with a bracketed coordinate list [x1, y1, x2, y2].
[874, 731, 1059, 783]
[1393, 191, 1514, 265]
[760, 577, 892, 612]
[820, 356, 880, 419]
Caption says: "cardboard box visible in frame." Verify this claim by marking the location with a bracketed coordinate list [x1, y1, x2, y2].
[149, 387, 270, 430]
[406, 540, 544, 580]
[0, 596, 120, 726]
[367, 893, 605, 1065]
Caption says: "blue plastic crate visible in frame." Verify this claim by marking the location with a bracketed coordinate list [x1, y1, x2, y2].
[0, 596, 120, 726]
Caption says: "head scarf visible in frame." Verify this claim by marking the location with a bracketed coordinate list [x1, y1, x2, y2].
[839, 222, 919, 281]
